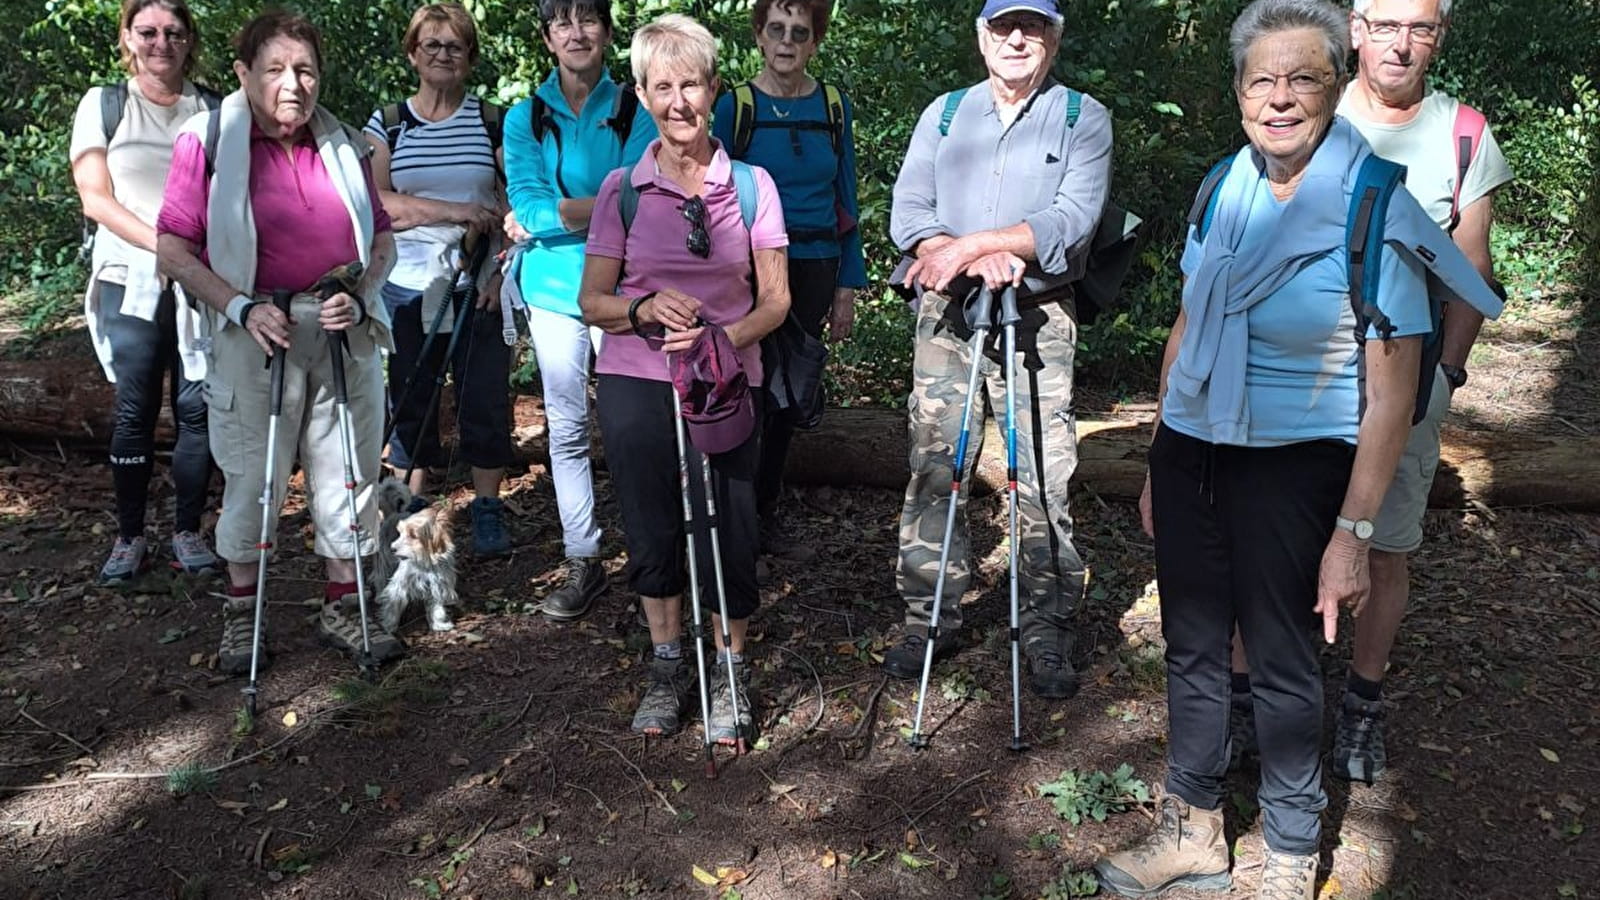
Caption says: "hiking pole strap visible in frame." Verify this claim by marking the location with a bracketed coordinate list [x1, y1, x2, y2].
[269, 290, 292, 415]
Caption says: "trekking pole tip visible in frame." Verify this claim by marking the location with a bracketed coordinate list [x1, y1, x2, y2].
[1008, 738, 1029, 753]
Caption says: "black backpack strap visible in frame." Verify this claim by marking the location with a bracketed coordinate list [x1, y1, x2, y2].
[607, 85, 638, 146]
[1186, 155, 1233, 241]
[195, 85, 224, 111]
[202, 107, 221, 180]
[527, 96, 552, 144]
[479, 99, 504, 153]
[380, 101, 425, 152]
[100, 82, 129, 143]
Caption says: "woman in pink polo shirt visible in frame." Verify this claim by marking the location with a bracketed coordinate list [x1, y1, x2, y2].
[579, 13, 790, 747]
[156, 11, 402, 676]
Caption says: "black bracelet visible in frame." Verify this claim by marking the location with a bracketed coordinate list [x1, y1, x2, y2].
[627, 292, 657, 337]
[238, 300, 262, 328]
[351, 293, 368, 326]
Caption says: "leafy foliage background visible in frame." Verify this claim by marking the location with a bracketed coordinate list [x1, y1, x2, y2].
[3, 0, 1595, 398]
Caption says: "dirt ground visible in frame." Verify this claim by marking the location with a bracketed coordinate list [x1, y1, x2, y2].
[1, 306, 1597, 900]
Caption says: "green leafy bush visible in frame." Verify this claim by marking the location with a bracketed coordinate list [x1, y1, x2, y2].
[1037, 763, 1150, 825]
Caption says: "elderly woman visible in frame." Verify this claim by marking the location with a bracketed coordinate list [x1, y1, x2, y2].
[364, 2, 513, 557]
[71, 0, 221, 582]
[502, 0, 654, 616]
[710, 0, 865, 558]
[579, 14, 789, 743]
[1093, 1, 1499, 897]
[157, 11, 403, 674]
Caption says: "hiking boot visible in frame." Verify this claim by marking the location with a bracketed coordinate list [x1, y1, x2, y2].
[218, 594, 266, 677]
[99, 536, 149, 583]
[882, 629, 959, 680]
[1331, 690, 1387, 784]
[759, 512, 816, 562]
[1095, 795, 1231, 897]
[1024, 640, 1080, 699]
[1256, 850, 1317, 900]
[317, 598, 407, 665]
[1228, 693, 1258, 772]
[632, 655, 691, 736]
[707, 658, 755, 746]
[170, 530, 221, 575]
[541, 557, 607, 620]
[469, 497, 511, 558]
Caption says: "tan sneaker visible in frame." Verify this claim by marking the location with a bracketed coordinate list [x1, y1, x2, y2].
[1094, 795, 1231, 897]
[1256, 850, 1316, 900]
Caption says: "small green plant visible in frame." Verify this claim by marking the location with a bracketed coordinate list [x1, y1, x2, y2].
[1026, 831, 1063, 851]
[1037, 764, 1150, 825]
[978, 871, 1015, 899]
[232, 706, 254, 738]
[165, 762, 220, 797]
[940, 667, 992, 703]
[1041, 867, 1099, 899]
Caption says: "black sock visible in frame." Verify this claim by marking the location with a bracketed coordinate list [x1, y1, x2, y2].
[1347, 673, 1383, 702]
[1230, 671, 1252, 697]
[653, 640, 682, 660]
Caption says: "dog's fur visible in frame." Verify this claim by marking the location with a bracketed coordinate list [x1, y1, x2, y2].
[372, 477, 412, 595]
[372, 478, 459, 633]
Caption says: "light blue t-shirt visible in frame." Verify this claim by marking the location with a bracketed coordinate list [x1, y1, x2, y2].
[1163, 174, 1432, 447]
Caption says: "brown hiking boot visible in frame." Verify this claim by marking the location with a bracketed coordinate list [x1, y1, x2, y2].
[1256, 850, 1316, 900]
[1094, 795, 1231, 897]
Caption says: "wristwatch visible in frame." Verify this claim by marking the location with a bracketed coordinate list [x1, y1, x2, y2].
[1440, 363, 1468, 391]
[1336, 515, 1375, 541]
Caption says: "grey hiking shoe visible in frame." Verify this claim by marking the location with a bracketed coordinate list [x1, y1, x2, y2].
[882, 629, 959, 680]
[632, 655, 691, 736]
[1024, 637, 1080, 699]
[1228, 693, 1258, 772]
[219, 594, 266, 677]
[99, 536, 149, 583]
[469, 497, 511, 558]
[317, 597, 406, 665]
[541, 557, 606, 620]
[1256, 850, 1316, 900]
[1331, 690, 1387, 784]
[1095, 795, 1232, 897]
[707, 658, 755, 746]
[170, 531, 221, 575]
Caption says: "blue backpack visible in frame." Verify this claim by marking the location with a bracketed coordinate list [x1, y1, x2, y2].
[1186, 153, 1444, 425]
[618, 160, 757, 233]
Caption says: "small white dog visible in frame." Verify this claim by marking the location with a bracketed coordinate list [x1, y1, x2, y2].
[372, 479, 459, 633]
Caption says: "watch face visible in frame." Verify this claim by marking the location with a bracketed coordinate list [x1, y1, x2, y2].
[1354, 519, 1375, 541]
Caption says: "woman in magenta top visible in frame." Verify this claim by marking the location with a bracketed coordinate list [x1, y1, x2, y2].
[157, 10, 403, 676]
[579, 14, 789, 747]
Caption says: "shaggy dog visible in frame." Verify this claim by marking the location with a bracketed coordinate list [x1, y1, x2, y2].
[372, 477, 412, 595]
[372, 479, 459, 633]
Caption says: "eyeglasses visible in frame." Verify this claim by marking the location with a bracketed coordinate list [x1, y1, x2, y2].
[419, 39, 469, 58]
[984, 15, 1051, 41]
[1239, 70, 1332, 100]
[681, 196, 711, 259]
[131, 26, 190, 45]
[550, 16, 605, 36]
[1357, 14, 1443, 44]
[763, 22, 813, 44]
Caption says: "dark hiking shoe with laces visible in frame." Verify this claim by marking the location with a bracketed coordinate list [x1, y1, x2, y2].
[170, 530, 221, 575]
[541, 557, 607, 620]
[1024, 641, 1080, 699]
[469, 497, 511, 558]
[99, 536, 149, 583]
[882, 629, 959, 680]
[318, 598, 406, 665]
[1095, 795, 1231, 897]
[219, 595, 266, 677]
[759, 512, 816, 562]
[1228, 693, 1258, 772]
[1331, 690, 1387, 784]
[632, 655, 691, 736]
[707, 659, 755, 746]
[1256, 850, 1316, 900]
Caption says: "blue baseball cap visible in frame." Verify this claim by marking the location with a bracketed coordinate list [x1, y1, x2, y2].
[979, 0, 1063, 24]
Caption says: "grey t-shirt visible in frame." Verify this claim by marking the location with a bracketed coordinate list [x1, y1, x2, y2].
[70, 79, 213, 283]
[890, 79, 1113, 292]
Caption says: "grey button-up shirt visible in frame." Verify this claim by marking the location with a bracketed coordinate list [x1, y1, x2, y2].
[891, 78, 1113, 294]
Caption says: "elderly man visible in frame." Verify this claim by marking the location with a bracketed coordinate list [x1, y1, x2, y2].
[1229, 0, 1513, 786]
[884, 0, 1111, 700]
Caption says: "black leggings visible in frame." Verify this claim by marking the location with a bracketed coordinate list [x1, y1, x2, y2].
[99, 281, 211, 538]
[755, 255, 839, 514]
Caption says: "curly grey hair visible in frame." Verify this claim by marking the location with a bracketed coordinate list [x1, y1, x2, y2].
[1352, 0, 1454, 17]
[1230, 0, 1351, 85]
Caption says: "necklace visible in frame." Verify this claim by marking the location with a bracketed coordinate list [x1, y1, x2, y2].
[769, 100, 792, 120]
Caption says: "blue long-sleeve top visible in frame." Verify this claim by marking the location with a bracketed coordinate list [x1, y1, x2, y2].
[505, 69, 656, 318]
[712, 82, 866, 288]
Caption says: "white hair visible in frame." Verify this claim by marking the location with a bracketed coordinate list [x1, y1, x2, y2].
[1351, 0, 1455, 16]
[630, 12, 717, 85]
[1231, 0, 1351, 85]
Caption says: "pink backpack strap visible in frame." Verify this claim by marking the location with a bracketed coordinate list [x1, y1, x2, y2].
[1450, 102, 1488, 231]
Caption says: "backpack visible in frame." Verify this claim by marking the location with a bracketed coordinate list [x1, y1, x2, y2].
[1448, 102, 1487, 233]
[522, 86, 638, 198]
[932, 86, 1143, 326]
[377, 97, 504, 155]
[1187, 153, 1443, 425]
[729, 80, 845, 158]
[199, 109, 371, 179]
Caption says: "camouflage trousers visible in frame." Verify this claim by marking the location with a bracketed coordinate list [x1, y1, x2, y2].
[896, 289, 1087, 652]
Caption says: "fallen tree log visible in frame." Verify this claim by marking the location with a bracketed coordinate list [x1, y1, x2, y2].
[5, 360, 1600, 511]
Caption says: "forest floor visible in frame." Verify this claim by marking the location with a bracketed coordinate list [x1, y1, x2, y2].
[0, 302, 1597, 900]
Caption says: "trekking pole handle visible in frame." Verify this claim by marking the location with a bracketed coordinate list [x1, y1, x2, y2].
[998, 284, 1020, 327]
[965, 284, 996, 332]
[268, 290, 292, 415]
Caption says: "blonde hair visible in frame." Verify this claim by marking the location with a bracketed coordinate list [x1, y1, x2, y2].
[629, 13, 717, 86]
[118, 0, 199, 77]
[402, 2, 481, 64]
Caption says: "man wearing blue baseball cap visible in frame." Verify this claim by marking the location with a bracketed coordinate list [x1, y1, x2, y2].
[887, 0, 1111, 700]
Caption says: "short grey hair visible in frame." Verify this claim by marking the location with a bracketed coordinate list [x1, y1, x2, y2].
[630, 13, 717, 86]
[1352, 0, 1454, 17]
[1230, 0, 1351, 85]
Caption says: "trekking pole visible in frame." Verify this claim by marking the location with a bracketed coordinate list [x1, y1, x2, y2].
[402, 235, 492, 488]
[671, 386, 719, 778]
[243, 289, 294, 718]
[319, 264, 377, 675]
[908, 285, 995, 750]
[381, 247, 474, 453]
[700, 437, 747, 757]
[999, 284, 1028, 753]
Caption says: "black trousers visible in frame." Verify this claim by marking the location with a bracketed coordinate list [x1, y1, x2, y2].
[1150, 423, 1353, 856]
[595, 374, 762, 619]
[755, 255, 839, 515]
[99, 281, 211, 538]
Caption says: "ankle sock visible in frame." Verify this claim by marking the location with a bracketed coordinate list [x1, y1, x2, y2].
[227, 582, 253, 599]
[653, 641, 682, 660]
[325, 581, 357, 605]
[716, 649, 744, 666]
[1347, 673, 1383, 702]
[1231, 671, 1252, 697]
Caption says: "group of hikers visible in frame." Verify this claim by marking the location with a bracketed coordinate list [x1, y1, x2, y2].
[70, 0, 1510, 896]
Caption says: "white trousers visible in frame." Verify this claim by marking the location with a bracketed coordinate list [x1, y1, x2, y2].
[525, 303, 602, 558]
